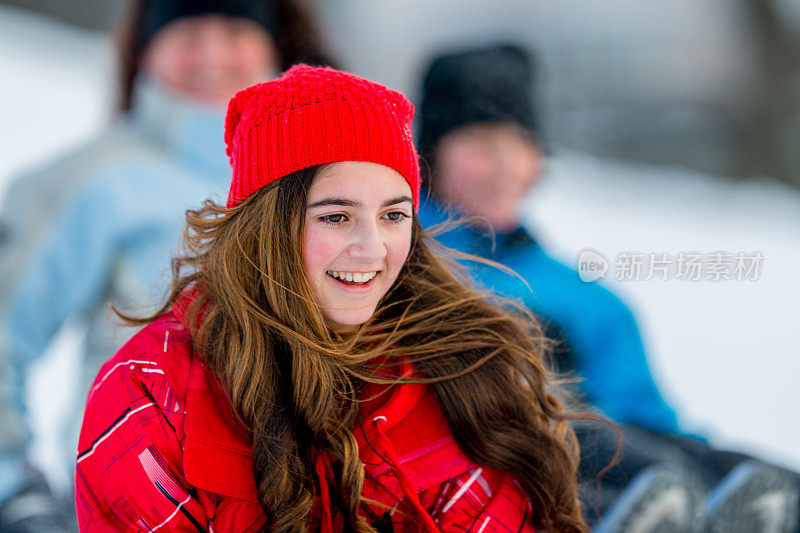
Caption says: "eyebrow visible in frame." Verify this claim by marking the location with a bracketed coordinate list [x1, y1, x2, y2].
[307, 195, 413, 209]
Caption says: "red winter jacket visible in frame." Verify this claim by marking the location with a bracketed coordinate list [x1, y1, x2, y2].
[75, 300, 536, 532]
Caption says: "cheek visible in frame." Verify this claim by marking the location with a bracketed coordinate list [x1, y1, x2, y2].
[386, 229, 412, 277]
[302, 227, 340, 281]
[146, 45, 192, 85]
[234, 38, 277, 81]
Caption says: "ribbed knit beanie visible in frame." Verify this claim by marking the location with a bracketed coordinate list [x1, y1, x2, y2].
[139, 0, 281, 51]
[224, 64, 421, 209]
[417, 44, 539, 160]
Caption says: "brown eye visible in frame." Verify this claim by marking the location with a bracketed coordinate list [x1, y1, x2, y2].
[383, 212, 407, 222]
[320, 214, 346, 224]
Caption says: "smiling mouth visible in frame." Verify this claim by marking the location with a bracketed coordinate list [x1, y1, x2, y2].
[326, 270, 379, 286]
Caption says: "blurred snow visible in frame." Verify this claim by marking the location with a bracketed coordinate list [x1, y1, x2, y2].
[0, 5, 112, 197]
[526, 153, 800, 471]
[1, 4, 798, 493]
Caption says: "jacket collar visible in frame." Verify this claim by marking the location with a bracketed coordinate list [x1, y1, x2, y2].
[171, 290, 258, 501]
[128, 77, 230, 178]
[182, 350, 260, 502]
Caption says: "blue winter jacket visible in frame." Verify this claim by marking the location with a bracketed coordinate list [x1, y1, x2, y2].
[417, 195, 680, 434]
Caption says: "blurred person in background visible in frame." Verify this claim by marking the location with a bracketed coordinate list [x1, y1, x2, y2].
[0, 0, 332, 530]
[416, 44, 799, 533]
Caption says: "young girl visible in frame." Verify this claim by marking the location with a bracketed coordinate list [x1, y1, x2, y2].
[75, 65, 588, 532]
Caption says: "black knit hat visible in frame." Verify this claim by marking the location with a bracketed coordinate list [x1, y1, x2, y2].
[139, 0, 281, 50]
[418, 44, 539, 160]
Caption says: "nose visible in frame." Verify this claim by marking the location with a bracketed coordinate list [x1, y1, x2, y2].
[346, 220, 387, 262]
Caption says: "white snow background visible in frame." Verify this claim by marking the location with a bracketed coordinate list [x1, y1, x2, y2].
[1, 5, 798, 493]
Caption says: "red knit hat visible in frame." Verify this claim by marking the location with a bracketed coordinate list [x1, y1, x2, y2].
[224, 64, 421, 209]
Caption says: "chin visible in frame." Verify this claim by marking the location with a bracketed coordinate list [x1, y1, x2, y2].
[326, 310, 376, 333]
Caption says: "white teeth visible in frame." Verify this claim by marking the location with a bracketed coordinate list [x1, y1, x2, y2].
[326, 271, 377, 283]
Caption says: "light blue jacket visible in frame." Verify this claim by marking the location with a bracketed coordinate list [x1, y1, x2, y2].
[417, 195, 680, 435]
[0, 80, 230, 501]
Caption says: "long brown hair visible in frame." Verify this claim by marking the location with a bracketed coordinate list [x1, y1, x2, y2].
[112, 0, 335, 113]
[124, 164, 590, 532]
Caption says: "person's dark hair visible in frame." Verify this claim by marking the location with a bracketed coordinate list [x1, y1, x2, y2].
[118, 163, 597, 532]
[113, 0, 335, 112]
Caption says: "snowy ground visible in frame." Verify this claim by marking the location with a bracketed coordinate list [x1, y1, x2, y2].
[529, 153, 800, 472]
[1, 5, 799, 491]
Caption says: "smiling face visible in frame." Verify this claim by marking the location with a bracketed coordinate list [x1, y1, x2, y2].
[302, 162, 414, 332]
